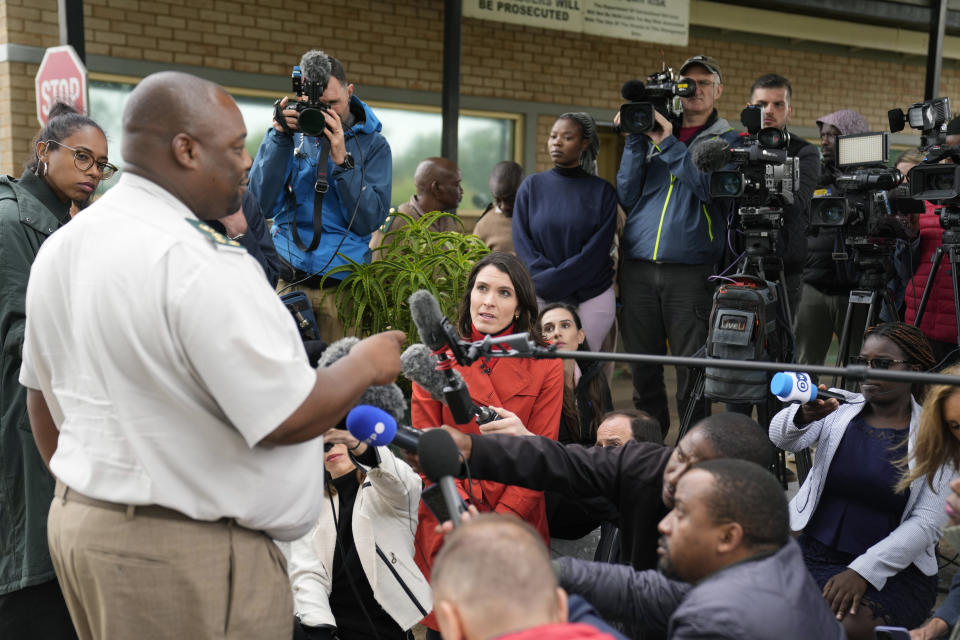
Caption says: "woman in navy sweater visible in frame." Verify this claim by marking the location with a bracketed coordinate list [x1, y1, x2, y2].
[512, 112, 618, 353]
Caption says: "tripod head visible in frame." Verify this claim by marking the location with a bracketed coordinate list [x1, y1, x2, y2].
[734, 205, 785, 281]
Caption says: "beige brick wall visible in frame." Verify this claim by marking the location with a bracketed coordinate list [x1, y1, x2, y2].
[2, 0, 958, 175]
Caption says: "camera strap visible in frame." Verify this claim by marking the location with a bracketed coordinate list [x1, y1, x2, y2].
[290, 134, 330, 253]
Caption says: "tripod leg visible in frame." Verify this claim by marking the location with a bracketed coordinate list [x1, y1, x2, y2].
[951, 247, 960, 349]
[832, 293, 858, 388]
[914, 246, 944, 328]
[676, 366, 705, 445]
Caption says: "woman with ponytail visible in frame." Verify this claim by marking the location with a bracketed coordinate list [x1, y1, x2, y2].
[512, 112, 618, 353]
[0, 102, 113, 637]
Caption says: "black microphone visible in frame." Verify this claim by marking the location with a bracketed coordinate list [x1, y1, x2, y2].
[401, 344, 499, 425]
[621, 79, 646, 102]
[319, 337, 407, 423]
[418, 428, 466, 528]
[691, 137, 731, 173]
[408, 290, 480, 425]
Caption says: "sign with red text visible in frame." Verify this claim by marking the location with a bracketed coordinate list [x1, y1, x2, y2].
[35, 45, 88, 126]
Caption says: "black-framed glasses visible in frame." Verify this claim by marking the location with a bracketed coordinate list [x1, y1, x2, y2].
[323, 442, 334, 452]
[46, 140, 118, 180]
[849, 355, 912, 369]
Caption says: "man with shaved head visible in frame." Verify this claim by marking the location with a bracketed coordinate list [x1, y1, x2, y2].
[19, 71, 404, 639]
[369, 156, 463, 254]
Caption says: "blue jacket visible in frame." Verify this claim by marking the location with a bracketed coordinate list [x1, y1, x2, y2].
[618, 113, 737, 265]
[248, 96, 392, 277]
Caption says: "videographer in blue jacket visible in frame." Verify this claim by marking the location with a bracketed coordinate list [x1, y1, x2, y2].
[617, 55, 739, 437]
[249, 49, 391, 342]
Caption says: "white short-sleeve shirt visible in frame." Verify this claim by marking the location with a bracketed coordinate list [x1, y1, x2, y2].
[19, 173, 323, 540]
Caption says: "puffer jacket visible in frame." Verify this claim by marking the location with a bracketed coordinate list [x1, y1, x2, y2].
[904, 202, 957, 343]
[618, 110, 738, 265]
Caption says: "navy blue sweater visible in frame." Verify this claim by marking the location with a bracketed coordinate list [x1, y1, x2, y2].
[512, 166, 618, 304]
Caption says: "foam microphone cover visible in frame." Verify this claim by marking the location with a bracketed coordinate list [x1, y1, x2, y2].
[409, 290, 449, 351]
[417, 429, 462, 483]
[621, 79, 646, 101]
[691, 138, 731, 173]
[401, 343, 448, 400]
[319, 337, 406, 423]
[299, 49, 332, 83]
[346, 405, 398, 446]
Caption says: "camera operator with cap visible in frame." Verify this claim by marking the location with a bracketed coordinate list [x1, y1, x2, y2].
[741, 74, 820, 317]
[249, 50, 392, 343]
[617, 54, 739, 436]
[794, 109, 871, 368]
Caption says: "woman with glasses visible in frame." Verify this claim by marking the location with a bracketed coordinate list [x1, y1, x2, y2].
[770, 322, 949, 640]
[0, 102, 113, 638]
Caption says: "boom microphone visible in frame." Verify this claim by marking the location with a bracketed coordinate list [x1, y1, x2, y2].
[346, 404, 422, 453]
[320, 337, 407, 423]
[770, 372, 846, 404]
[401, 344, 499, 425]
[691, 137, 732, 173]
[418, 428, 466, 528]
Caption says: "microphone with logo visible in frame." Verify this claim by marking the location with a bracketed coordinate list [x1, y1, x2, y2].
[345, 404, 423, 452]
[401, 343, 499, 425]
[408, 290, 488, 425]
[770, 371, 846, 404]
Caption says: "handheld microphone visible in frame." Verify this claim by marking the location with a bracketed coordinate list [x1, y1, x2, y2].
[770, 372, 846, 404]
[401, 344, 499, 425]
[418, 428, 467, 528]
[319, 337, 407, 423]
[691, 138, 732, 173]
[345, 404, 422, 452]
[408, 290, 485, 425]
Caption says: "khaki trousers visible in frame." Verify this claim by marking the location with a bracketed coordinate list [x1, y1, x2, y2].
[47, 482, 292, 640]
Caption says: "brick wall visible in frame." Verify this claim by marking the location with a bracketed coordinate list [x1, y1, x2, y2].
[2, 0, 958, 175]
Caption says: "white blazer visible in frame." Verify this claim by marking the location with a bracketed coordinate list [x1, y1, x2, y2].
[769, 390, 955, 591]
[287, 446, 432, 630]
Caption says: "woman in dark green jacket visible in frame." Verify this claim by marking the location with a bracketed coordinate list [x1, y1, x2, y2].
[0, 103, 113, 637]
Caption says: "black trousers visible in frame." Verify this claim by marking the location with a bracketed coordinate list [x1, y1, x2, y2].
[0, 578, 77, 639]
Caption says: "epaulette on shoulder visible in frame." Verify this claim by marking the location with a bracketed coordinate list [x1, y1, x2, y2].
[184, 217, 246, 253]
[379, 207, 398, 233]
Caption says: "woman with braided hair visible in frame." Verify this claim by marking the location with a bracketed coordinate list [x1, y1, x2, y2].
[770, 322, 954, 640]
[512, 112, 618, 354]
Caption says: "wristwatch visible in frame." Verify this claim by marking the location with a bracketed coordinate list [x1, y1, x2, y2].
[338, 152, 355, 170]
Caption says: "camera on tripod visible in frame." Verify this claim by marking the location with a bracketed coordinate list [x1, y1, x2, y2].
[617, 66, 694, 134]
[710, 105, 799, 207]
[809, 132, 902, 239]
[289, 65, 332, 137]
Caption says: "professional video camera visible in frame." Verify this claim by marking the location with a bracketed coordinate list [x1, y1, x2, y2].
[617, 63, 695, 134]
[809, 132, 902, 237]
[889, 96, 950, 148]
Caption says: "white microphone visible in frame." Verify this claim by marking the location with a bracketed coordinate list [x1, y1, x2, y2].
[770, 372, 846, 404]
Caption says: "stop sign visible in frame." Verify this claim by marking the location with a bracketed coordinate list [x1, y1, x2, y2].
[35, 45, 88, 127]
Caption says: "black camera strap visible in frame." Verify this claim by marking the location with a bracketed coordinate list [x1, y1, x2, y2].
[290, 134, 330, 253]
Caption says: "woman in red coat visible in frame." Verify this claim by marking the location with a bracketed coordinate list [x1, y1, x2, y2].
[412, 251, 563, 634]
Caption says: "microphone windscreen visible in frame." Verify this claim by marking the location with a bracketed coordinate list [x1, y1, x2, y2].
[346, 405, 398, 446]
[621, 79, 646, 102]
[409, 290, 449, 351]
[402, 344, 448, 400]
[691, 138, 731, 173]
[318, 337, 359, 368]
[358, 383, 407, 424]
[770, 372, 818, 403]
[418, 428, 462, 482]
[299, 49, 332, 83]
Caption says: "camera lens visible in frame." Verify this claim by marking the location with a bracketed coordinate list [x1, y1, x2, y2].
[298, 106, 329, 137]
[712, 172, 743, 197]
[822, 204, 844, 225]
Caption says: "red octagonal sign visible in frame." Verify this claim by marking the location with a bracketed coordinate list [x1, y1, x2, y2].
[35, 45, 88, 127]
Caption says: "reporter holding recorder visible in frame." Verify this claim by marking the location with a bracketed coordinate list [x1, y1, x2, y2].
[410, 252, 563, 638]
[770, 322, 952, 640]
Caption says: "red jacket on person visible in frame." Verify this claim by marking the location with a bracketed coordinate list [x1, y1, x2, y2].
[498, 623, 619, 639]
[904, 202, 959, 344]
[411, 347, 563, 630]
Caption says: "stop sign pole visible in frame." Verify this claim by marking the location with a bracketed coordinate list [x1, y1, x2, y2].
[34, 45, 88, 127]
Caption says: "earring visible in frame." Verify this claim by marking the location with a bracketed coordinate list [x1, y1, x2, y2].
[42, 161, 48, 176]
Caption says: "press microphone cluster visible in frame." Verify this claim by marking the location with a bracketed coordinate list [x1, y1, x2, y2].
[408, 291, 499, 426]
[770, 372, 846, 404]
[401, 344, 499, 425]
